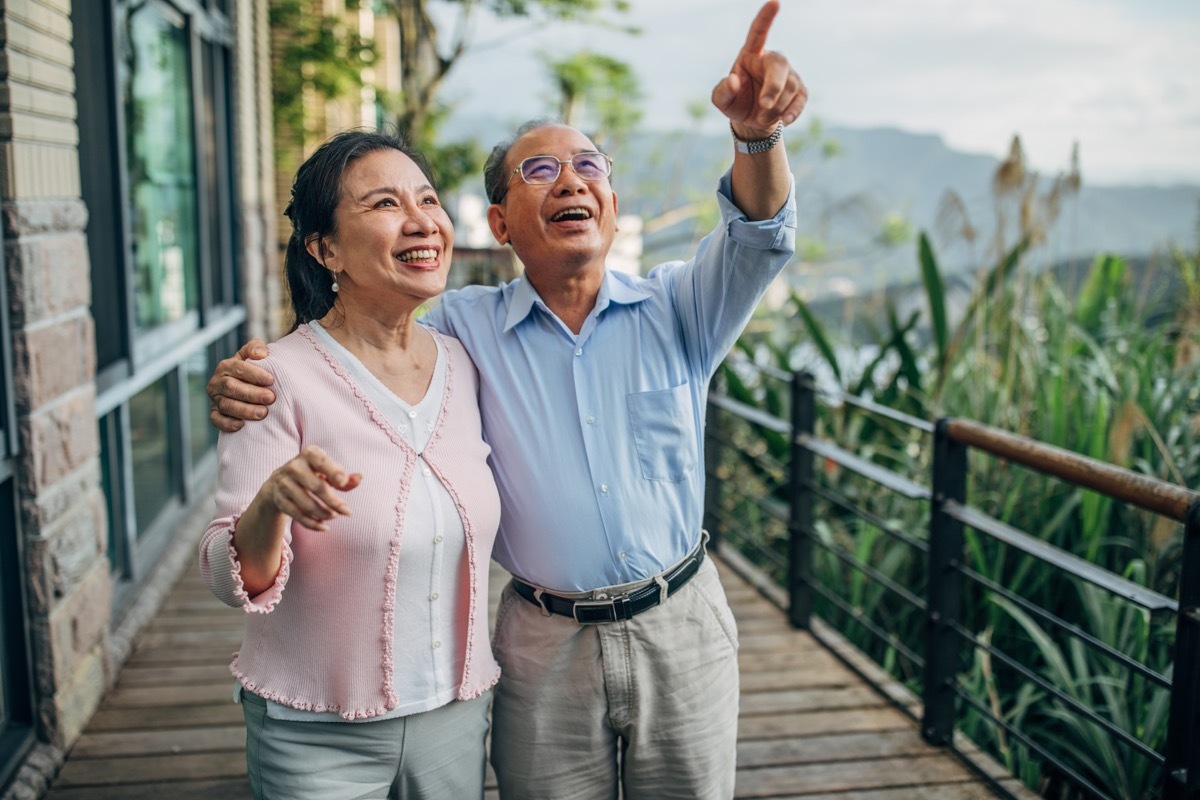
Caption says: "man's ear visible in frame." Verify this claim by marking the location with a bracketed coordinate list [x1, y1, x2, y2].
[612, 190, 619, 231]
[487, 204, 510, 246]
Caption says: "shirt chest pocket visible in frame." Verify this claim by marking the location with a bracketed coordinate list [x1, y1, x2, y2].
[626, 382, 698, 483]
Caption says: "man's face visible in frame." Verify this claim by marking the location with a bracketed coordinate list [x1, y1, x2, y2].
[487, 125, 618, 277]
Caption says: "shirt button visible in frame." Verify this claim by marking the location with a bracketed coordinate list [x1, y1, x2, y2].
[408, 410, 418, 419]
[430, 592, 439, 601]
[574, 348, 583, 357]
[432, 641, 441, 649]
[423, 467, 432, 476]
[586, 415, 595, 424]
[601, 484, 609, 493]
[433, 535, 443, 544]
[619, 551, 627, 560]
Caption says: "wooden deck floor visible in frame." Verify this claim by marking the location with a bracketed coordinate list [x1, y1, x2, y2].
[43, 554, 1026, 799]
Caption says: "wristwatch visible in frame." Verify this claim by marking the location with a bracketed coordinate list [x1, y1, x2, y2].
[731, 121, 783, 155]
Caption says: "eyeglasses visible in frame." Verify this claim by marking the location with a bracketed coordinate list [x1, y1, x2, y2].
[498, 152, 612, 202]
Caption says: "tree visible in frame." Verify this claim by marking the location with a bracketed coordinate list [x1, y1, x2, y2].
[271, 0, 376, 167]
[542, 50, 642, 149]
[381, 0, 634, 189]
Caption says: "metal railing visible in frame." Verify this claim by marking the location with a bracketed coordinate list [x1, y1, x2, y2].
[704, 363, 1200, 800]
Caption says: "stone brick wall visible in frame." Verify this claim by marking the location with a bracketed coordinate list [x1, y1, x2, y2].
[0, 0, 111, 759]
[1, 2, 277, 794]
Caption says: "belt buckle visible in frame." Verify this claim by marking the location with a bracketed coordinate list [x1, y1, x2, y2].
[571, 594, 632, 624]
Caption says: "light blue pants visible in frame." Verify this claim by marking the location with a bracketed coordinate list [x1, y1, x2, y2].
[242, 689, 491, 800]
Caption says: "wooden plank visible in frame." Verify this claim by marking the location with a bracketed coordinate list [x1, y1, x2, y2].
[136, 629, 244, 649]
[52, 751, 247, 787]
[46, 778, 252, 800]
[104, 683, 234, 708]
[118, 664, 234, 688]
[740, 686, 886, 716]
[739, 649, 849, 673]
[734, 753, 980, 797]
[125, 646, 238, 667]
[87, 704, 243, 731]
[739, 708, 913, 740]
[70, 726, 245, 759]
[737, 729, 936, 768]
[795, 784, 1019, 800]
[43, 552, 1011, 800]
[740, 668, 851, 693]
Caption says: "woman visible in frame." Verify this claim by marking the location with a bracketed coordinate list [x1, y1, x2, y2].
[199, 130, 500, 800]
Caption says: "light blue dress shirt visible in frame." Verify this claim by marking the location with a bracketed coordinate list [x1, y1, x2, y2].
[423, 171, 796, 591]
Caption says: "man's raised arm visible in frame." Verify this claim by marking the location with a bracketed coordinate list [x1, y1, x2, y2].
[711, 0, 805, 220]
[207, 339, 276, 432]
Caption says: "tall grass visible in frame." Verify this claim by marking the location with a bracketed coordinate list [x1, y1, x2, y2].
[715, 216, 1199, 797]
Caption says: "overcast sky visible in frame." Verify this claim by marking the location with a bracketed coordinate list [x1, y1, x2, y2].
[437, 0, 1200, 186]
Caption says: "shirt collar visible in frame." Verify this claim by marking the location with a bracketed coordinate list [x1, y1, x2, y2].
[502, 269, 652, 333]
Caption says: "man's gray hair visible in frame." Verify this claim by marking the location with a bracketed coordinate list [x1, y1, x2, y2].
[483, 117, 566, 205]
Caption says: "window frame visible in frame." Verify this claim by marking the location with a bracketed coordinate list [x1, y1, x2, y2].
[76, 0, 243, 615]
[0, 207, 34, 793]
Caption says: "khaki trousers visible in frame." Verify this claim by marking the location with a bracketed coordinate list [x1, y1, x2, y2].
[490, 557, 740, 800]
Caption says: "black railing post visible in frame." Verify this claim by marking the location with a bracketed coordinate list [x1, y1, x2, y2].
[1163, 500, 1200, 800]
[788, 370, 815, 630]
[922, 417, 967, 746]
[704, 390, 724, 552]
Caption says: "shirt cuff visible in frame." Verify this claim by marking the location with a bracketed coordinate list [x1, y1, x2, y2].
[716, 169, 798, 252]
[210, 524, 293, 614]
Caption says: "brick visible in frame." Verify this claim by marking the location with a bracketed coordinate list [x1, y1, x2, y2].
[0, 139, 81, 199]
[1, 196, 87, 236]
[37, 0, 72, 17]
[12, 314, 95, 409]
[5, 231, 91, 324]
[26, 491, 105, 607]
[5, 0, 70, 38]
[0, 111, 79, 147]
[23, 389, 99, 493]
[17, 458, 101, 537]
[3, 49, 75, 95]
[47, 561, 111, 693]
[2, 16, 74, 66]
[3, 81, 76, 120]
[43, 643, 105, 748]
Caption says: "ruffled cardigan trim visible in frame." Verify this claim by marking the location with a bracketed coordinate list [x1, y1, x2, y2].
[201, 327, 500, 720]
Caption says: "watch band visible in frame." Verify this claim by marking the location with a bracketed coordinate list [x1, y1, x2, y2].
[731, 121, 783, 155]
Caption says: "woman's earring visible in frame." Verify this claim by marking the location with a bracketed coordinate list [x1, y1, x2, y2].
[331, 272, 340, 293]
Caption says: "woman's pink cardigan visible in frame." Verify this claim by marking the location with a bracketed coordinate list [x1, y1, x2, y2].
[199, 326, 501, 720]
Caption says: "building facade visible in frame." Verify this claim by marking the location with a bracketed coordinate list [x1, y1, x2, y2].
[0, 1, 278, 796]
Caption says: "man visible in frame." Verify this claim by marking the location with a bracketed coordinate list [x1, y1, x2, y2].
[209, 3, 803, 797]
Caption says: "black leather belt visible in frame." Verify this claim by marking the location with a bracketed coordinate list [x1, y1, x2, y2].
[511, 543, 706, 624]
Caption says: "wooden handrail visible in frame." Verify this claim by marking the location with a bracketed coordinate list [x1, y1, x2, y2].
[944, 418, 1199, 522]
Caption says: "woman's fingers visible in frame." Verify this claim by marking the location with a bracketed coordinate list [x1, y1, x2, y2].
[261, 446, 360, 529]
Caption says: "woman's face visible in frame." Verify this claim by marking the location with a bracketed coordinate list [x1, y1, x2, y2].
[311, 148, 454, 311]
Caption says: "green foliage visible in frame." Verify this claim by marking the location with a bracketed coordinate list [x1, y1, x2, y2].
[541, 50, 643, 147]
[270, 0, 376, 159]
[713, 227, 1199, 799]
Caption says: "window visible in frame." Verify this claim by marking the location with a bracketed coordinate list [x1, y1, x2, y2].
[125, 2, 201, 343]
[75, 0, 244, 613]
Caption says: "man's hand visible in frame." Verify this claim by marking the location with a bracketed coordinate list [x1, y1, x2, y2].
[208, 339, 277, 432]
[711, 0, 807, 138]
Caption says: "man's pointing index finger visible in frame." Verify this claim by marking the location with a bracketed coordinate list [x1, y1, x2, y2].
[740, 0, 780, 57]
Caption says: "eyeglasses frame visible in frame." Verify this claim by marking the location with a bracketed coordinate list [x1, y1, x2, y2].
[496, 151, 613, 204]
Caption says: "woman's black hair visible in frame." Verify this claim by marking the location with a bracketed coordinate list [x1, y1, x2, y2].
[283, 129, 437, 330]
